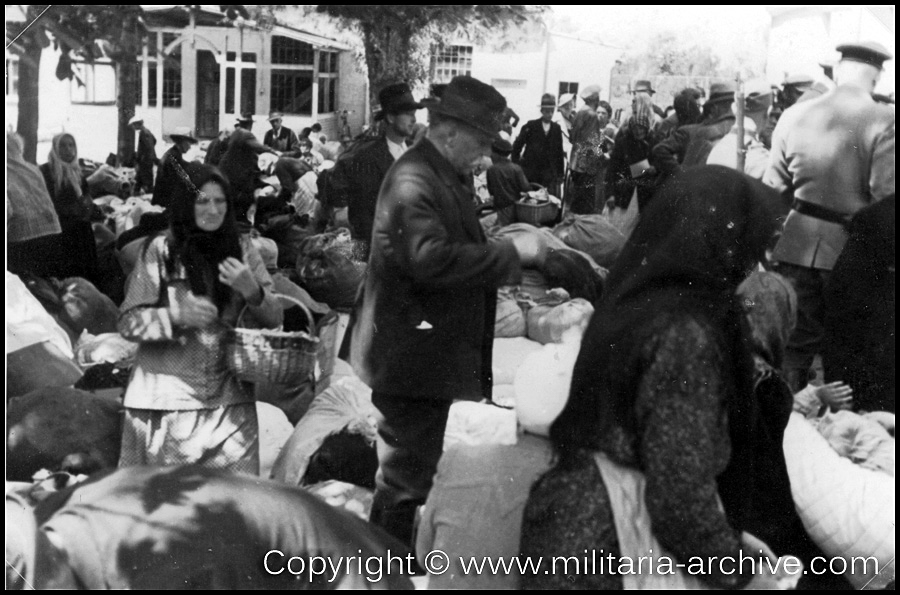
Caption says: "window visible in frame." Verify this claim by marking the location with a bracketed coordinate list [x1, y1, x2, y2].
[70, 61, 116, 105]
[430, 45, 472, 83]
[161, 36, 182, 108]
[226, 67, 257, 114]
[272, 36, 314, 65]
[318, 50, 338, 113]
[318, 76, 337, 113]
[559, 81, 579, 97]
[136, 61, 158, 107]
[271, 71, 313, 115]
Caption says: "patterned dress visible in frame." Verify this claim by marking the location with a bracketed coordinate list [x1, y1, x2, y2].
[117, 234, 281, 474]
[520, 314, 751, 589]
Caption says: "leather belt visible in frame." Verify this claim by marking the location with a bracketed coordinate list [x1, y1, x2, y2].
[792, 199, 852, 229]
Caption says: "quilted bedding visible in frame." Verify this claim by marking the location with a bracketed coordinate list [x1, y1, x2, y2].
[783, 412, 895, 589]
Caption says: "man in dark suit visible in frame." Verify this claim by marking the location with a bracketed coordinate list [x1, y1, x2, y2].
[152, 127, 197, 209]
[652, 82, 736, 175]
[763, 41, 895, 392]
[329, 83, 423, 254]
[263, 111, 300, 154]
[512, 93, 565, 197]
[129, 116, 158, 195]
[349, 75, 527, 547]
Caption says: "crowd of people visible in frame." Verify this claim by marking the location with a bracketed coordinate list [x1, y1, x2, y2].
[6, 36, 895, 590]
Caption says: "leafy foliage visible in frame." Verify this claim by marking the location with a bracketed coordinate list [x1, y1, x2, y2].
[315, 5, 545, 106]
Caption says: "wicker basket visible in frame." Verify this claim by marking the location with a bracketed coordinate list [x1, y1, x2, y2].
[227, 294, 319, 385]
[515, 183, 560, 226]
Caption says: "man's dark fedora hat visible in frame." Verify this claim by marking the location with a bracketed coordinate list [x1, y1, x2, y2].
[631, 79, 656, 95]
[378, 83, 424, 116]
[707, 81, 736, 104]
[427, 75, 507, 137]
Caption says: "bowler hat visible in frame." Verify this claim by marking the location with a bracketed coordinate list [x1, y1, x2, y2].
[707, 81, 736, 104]
[236, 112, 255, 124]
[632, 80, 655, 95]
[169, 126, 198, 144]
[540, 93, 557, 108]
[267, 111, 284, 122]
[836, 41, 893, 69]
[378, 83, 423, 116]
[428, 75, 507, 137]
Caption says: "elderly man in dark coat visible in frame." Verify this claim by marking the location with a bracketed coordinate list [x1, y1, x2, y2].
[512, 93, 565, 197]
[763, 41, 895, 392]
[349, 75, 526, 547]
[652, 82, 737, 175]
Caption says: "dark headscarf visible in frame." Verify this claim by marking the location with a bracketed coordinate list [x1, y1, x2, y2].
[551, 165, 782, 528]
[164, 162, 243, 311]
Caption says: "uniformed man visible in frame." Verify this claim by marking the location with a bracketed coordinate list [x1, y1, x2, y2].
[763, 41, 895, 391]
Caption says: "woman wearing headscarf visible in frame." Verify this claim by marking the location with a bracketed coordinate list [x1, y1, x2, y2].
[29, 133, 99, 281]
[605, 94, 659, 211]
[519, 166, 784, 589]
[118, 163, 282, 474]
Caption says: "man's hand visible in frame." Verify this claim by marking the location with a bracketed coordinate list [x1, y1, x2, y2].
[218, 257, 261, 303]
[170, 291, 218, 329]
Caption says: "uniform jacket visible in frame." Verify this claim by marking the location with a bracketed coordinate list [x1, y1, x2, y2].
[263, 126, 300, 154]
[350, 138, 522, 401]
[219, 128, 270, 199]
[329, 136, 396, 244]
[512, 118, 565, 185]
[764, 85, 895, 269]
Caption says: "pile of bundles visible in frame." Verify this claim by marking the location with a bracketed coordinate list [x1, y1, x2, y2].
[489, 222, 620, 344]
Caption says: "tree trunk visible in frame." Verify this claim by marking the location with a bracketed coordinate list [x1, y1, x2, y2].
[16, 39, 43, 164]
[117, 59, 138, 166]
[361, 21, 421, 118]
[116, 13, 142, 166]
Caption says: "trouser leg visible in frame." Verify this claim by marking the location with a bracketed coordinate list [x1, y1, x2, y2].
[369, 392, 451, 547]
[774, 262, 829, 392]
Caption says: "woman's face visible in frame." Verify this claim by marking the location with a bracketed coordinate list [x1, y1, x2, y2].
[194, 181, 228, 232]
[58, 136, 77, 163]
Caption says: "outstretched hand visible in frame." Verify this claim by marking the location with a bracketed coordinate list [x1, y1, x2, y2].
[815, 381, 853, 411]
[170, 291, 218, 329]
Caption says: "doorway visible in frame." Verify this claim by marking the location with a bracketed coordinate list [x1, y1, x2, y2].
[196, 50, 219, 138]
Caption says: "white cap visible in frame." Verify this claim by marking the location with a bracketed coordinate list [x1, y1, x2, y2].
[580, 85, 602, 100]
[558, 92, 575, 107]
[128, 115, 144, 126]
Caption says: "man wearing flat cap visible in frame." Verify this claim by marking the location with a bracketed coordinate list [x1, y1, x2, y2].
[512, 93, 565, 196]
[348, 75, 528, 547]
[763, 41, 895, 393]
[328, 83, 423, 254]
[706, 80, 773, 179]
[129, 115, 158, 195]
[653, 81, 737, 174]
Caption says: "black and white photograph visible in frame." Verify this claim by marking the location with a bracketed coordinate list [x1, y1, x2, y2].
[5, 4, 895, 590]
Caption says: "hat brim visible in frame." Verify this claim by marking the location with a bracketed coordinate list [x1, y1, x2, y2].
[631, 89, 655, 95]
[428, 104, 498, 138]
[267, 116, 282, 122]
[384, 101, 425, 114]
[170, 135, 198, 144]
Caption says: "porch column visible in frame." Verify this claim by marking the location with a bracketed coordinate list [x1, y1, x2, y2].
[312, 49, 320, 122]
[156, 32, 164, 135]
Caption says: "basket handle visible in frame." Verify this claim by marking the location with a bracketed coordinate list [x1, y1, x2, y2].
[236, 292, 318, 337]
